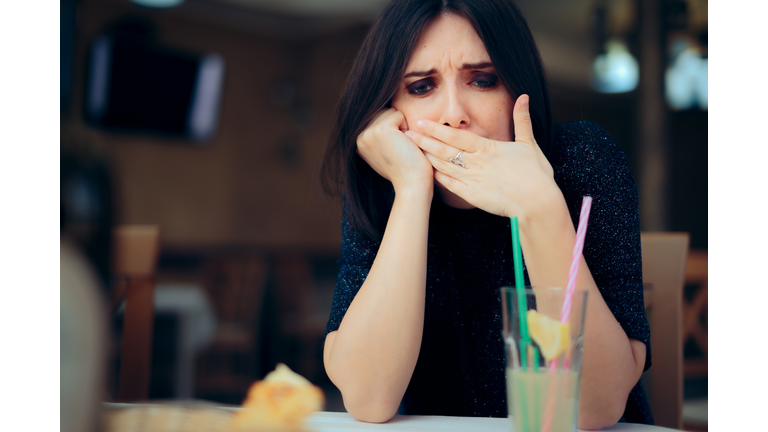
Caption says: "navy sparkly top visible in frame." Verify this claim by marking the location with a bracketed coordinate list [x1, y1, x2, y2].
[325, 121, 654, 424]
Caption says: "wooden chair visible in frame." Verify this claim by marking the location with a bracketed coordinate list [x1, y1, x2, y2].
[111, 225, 160, 402]
[272, 254, 328, 382]
[682, 249, 708, 431]
[640, 232, 689, 430]
[195, 255, 269, 398]
[683, 249, 708, 378]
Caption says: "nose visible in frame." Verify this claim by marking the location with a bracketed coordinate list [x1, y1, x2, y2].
[438, 86, 469, 128]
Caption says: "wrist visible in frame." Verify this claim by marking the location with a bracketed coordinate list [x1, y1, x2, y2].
[517, 190, 577, 289]
[393, 182, 434, 207]
[517, 184, 569, 232]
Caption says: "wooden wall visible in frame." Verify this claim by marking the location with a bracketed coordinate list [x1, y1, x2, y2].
[69, 0, 372, 251]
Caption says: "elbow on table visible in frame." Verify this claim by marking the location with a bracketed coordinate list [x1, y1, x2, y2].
[580, 340, 646, 430]
[577, 399, 625, 431]
[341, 390, 400, 424]
[324, 348, 400, 422]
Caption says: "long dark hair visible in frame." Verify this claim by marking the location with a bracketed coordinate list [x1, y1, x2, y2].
[321, 0, 553, 240]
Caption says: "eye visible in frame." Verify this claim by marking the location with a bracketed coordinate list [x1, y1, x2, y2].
[470, 73, 499, 88]
[407, 78, 436, 95]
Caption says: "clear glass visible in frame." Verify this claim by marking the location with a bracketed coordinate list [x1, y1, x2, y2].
[501, 287, 588, 432]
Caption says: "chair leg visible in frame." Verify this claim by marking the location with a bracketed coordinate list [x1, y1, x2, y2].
[118, 277, 155, 402]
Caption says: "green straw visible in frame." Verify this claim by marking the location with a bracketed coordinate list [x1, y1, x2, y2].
[510, 217, 536, 432]
[510, 217, 537, 369]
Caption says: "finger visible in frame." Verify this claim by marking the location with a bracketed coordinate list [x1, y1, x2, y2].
[433, 169, 466, 196]
[423, 151, 467, 178]
[406, 130, 461, 162]
[383, 108, 406, 130]
[373, 107, 396, 124]
[390, 109, 409, 132]
[513, 94, 536, 145]
[415, 120, 485, 153]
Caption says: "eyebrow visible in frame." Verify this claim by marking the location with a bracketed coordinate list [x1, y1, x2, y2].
[403, 62, 494, 79]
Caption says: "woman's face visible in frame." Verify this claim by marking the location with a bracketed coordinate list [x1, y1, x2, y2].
[392, 13, 515, 207]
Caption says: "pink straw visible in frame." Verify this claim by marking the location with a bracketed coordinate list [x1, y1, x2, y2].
[541, 196, 593, 432]
[561, 196, 592, 323]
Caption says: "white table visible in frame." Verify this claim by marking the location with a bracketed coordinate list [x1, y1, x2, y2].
[103, 404, 684, 431]
[306, 411, 683, 432]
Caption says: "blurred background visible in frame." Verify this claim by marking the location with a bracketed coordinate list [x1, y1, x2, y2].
[60, 0, 707, 429]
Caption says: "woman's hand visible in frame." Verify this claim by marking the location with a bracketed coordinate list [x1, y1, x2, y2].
[357, 108, 434, 194]
[405, 95, 559, 222]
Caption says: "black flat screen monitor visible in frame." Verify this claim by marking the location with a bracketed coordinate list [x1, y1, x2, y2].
[85, 35, 224, 142]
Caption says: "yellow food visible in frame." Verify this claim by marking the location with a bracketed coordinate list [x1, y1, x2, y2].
[103, 364, 324, 432]
[526, 310, 570, 360]
[229, 363, 325, 431]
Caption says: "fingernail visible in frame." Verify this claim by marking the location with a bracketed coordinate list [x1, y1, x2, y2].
[416, 120, 425, 129]
[404, 131, 413, 139]
[521, 96, 528, 108]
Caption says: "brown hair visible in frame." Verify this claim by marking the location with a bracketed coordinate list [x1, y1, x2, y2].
[321, 0, 553, 240]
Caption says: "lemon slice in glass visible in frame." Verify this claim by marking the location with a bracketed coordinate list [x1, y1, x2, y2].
[526, 310, 571, 360]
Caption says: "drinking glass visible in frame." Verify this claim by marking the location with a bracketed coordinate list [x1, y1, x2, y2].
[501, 287, 588, 432]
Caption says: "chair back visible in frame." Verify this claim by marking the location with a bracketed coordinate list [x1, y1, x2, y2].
[271, 254, 327, 380]
[195, 254, 269, 396]
[683, 250, 708, 377]
[640, 232, 689, 430]
[112, 225, 160, 402]
[204, 256, 268, 329]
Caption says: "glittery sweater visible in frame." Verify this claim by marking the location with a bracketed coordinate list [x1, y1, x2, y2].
[325, 121, 654, 424]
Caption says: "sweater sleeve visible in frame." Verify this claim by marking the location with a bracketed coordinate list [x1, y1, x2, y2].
[550, 121, 651, 371]
[325, 198, 381, 336]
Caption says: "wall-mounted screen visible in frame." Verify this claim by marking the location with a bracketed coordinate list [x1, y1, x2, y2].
[85, 35, 225, 142]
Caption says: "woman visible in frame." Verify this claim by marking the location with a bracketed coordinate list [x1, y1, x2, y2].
[320, 0, 652, 428]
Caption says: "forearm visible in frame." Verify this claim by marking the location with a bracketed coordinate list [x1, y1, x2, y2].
[324, 187, 432, 422]
[574, 261, 644, 429]
[519, 190, 645, 429]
